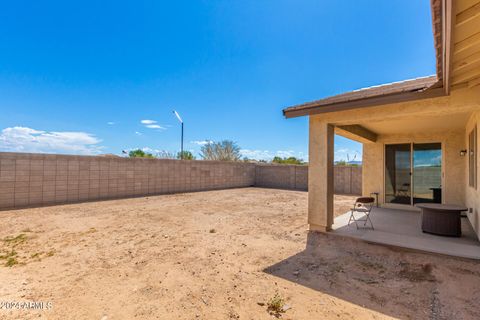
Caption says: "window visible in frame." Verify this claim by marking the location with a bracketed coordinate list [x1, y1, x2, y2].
[469, 126, 477, 189]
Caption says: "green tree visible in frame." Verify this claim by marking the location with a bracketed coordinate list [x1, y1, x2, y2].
[128, 149, 155, 158]
[272, 156, 305, 165]
[177, 151, 196, 160]
[200, 140, 241, 161]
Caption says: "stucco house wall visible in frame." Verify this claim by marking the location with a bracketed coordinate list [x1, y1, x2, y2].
[307, 87, 480, 238]
[465, 110, 480, 237]
[362, 130, 466, 207]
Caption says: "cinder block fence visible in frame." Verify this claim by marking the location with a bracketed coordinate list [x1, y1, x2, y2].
[0, 152, 361, 210]
[255, 164, 308, 190]
[333, 166, 362, 195]
[255, 164, 361, 194]
[0, 152, 256, 209]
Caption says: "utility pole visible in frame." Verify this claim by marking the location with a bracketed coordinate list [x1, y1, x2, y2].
[173, 110, 184, 159]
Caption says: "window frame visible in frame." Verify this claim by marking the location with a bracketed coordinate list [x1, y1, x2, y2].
[469, 126, 477, 189]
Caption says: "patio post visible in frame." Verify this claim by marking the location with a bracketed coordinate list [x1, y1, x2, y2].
[308, 119, 335, 231]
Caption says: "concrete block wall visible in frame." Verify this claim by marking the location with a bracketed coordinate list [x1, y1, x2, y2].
[255, 164, 308, 191]
[0, 152, 362, 210]
[294, 166, 308, 190]
[333, 166, 362, 195]
[255, 164, 361, 194]
[0, 152, 256, 210]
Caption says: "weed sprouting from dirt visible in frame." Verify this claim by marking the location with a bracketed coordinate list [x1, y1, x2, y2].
[5, 257, 18, 267]
[0, 233, 52, 267]
[30, 252, 42, 259]
[1, 234, 28, 267]
[267, 292, 286, 317]
[0, 250, 17, 260]
[3, 234, 27, 245]
[0, 248, 19, 267]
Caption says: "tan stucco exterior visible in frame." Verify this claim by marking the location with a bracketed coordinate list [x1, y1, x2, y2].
[465, 110, 480, 237]
[308, 86, 480, 239]
[308, 121, 334, 231]
[297, 0, 480, 239]
[362, 130, 466, 208]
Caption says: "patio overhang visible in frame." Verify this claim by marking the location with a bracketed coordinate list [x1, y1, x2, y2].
[335, 125, 377, 143]
[333, 106, 474, 140]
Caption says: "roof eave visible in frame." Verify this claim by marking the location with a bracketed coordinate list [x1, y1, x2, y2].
[283, 84, 445, 119]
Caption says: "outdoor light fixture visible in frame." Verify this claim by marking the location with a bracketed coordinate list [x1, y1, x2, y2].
[173, 110, 184, 159]
[460, 149, 467, 156]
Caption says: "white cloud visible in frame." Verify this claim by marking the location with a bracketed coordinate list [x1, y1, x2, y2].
[275, 150, 296, 158]
[191, 140, 213, 146]
[135, 131, 142, 136]
[0, 126, 103, 155]
[240, 149, 272, 160]
[240, 149, 307, 161]
[141, 147, 160, 153]
[140, 119, 166, 130]
[145, 124, 165, 130]
[107, 122, 115, 125]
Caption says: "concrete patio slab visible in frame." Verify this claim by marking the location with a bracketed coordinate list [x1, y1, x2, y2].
[332, 207, 480, 259]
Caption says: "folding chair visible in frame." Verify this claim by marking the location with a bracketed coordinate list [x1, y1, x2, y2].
[348, 197, 375, 230]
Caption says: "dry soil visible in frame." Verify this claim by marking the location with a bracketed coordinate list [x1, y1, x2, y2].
[0, 188, 479, 320]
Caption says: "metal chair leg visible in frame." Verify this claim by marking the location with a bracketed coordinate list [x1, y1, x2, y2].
[364, 213, 374, 230]
[348, 210, 354, 226]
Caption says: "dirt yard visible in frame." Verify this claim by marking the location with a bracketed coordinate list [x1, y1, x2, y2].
[0, 188, 479, 320]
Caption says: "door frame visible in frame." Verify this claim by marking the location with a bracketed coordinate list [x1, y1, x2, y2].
[383, 141, 445, 210]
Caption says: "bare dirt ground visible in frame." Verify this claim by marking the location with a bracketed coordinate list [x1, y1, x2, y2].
[0, 188, 479, 320]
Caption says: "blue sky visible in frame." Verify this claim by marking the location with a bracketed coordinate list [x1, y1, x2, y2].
[0, 0, 435, 161]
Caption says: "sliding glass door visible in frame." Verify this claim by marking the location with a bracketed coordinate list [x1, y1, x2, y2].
[385, 143, 442, 205]
[413, 143, 442, 204]
[385, 144, 411, 204]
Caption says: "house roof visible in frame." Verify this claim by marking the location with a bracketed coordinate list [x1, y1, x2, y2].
[283, 0, 447, 119]
[430, 0, 443, 83]
[283, 76, 443, 118]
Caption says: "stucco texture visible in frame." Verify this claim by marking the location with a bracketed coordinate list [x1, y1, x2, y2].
[308, 86, 480, 238]
[465, 110, 480, 238]
[362, 130, 465, 207]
